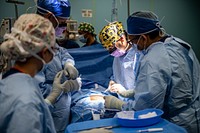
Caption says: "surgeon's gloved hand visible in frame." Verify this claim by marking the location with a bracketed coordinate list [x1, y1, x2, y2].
[45, 71, 64, 105]
[62, 77, 82, 93]
[64, 62, 79, 80]
[119, 90, 135, 98]
[107, 80, 115, 89]
[53, 70, 81, 93]
[104, 96, 125, 110]
[110, 84, 135, 98]
[110, 83, 126, 93]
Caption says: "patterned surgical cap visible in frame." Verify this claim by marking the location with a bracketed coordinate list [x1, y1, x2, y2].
[78, 22, 96, 35]
[99, 21, 124, 51]
[0, 13, 55, 62]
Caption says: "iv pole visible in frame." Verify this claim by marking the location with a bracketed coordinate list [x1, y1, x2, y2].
[127, 0, 130, 17]
[111, 0, 118, 22]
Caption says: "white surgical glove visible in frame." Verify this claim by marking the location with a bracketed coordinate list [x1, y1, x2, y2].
[118, 89, 135, 98]
[110, 83, 135, 98]
[45, 70, 82, 105]
[54, 70, 81, 93]
[45, 71, 64, 105]
[62, 77, 82, 93]
[64, 62, 78, 79]
[110, 83, 126, 93]
[104, 96, 125, 110]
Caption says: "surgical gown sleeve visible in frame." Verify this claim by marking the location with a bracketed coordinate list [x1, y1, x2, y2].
[7, 103, 53, 132]
[0, 73, 56, 133]
[122, 42, 171, 111]
[57, 44, 75, 66]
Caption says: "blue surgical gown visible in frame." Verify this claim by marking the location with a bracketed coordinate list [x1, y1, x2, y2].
[0, 73, 56, 133]
[122, 36, 200, 133]
[35, 45, 75, 133]
[112, 46, 142, 101]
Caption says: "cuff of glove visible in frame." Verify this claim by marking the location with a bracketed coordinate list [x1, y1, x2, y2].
[45, 90, 63, 105]
[107, 96, 125, 111]
[65, 62, 74, 67]
[45, 99, 53, 106]
[119, 90, 135, 98]
[116, 100, 125, 110]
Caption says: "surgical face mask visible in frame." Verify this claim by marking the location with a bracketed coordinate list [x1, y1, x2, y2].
[111, 48, 126, 57]
[55, 27, 66, 38]
[110, 39, 130, 57]
[79, 35, 87, 43]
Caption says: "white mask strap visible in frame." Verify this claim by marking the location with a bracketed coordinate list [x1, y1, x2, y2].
[12, 28, 55, 55]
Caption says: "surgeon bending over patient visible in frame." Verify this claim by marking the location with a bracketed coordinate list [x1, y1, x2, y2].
[99, 21, 142, 102]
[103, 10, 200, 133]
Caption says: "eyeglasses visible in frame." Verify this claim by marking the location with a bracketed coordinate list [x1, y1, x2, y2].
[58, 23, 67, 27]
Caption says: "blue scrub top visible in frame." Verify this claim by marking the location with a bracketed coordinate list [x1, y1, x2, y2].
[112, 45, 142, 101]
[0, 72, 56, 133]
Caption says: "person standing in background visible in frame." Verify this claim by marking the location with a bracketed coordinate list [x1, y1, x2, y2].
[57, 28, 80, 49]
[78, 22, 100, 47]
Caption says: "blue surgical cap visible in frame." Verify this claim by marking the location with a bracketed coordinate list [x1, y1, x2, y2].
[37, 0, 71, 18]
[127, 16, 160, 35]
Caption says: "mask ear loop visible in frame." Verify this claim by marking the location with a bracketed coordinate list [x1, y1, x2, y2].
[156, 16, 167, 37]
[136, 35, 143, 49]
[124, 40, 130, 51]
[26, 5, 37, 13]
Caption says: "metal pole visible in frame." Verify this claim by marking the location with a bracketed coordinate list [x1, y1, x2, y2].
[127, 0, 130, 17]
[6, 0, 25, 19]
[111, 0, 118, 22]
[14, 4, 18, 19]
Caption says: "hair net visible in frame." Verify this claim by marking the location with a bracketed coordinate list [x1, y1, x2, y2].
[78, 22, 96, 35]
[99, 21, 124, 51]
[37, 0, 71, 19]
[127, 16, 160, 35]
[0, 13, 55, 63]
